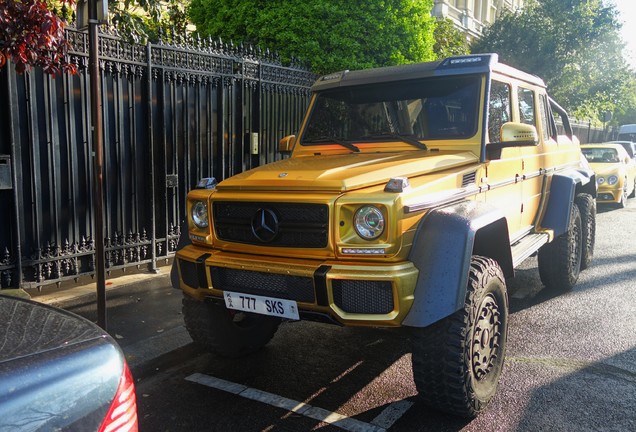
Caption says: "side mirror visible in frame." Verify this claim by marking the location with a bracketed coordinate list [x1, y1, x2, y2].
[279, 135, 296, 153]
[500, 122, 539, 144]
[487, 122, 539, 160]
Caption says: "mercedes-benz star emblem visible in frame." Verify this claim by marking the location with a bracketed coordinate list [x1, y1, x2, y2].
[251, 208, 279, 243]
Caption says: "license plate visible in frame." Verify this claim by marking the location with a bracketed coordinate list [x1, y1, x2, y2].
[223, 291, 300, 320]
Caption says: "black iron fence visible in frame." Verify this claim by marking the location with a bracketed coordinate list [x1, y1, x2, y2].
[569, 120, 613, 144]
[0, 28, 315, 289]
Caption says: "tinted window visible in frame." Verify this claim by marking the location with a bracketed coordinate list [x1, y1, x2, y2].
[302, 76, 481, 144]
[618, 133, 636, 142]
[538, 94, 551, 140]
[488, 80, 511, 143]
[518, 88, 535, 126]
[581, 148, 620, 163]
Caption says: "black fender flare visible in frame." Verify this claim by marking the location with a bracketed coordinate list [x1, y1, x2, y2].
[170, 221, 192, 290]
[541, 167, 595, 237]
[403, 201, 512, 328]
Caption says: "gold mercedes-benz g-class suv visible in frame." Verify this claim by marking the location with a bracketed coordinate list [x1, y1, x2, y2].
[173, 54, 596, 418]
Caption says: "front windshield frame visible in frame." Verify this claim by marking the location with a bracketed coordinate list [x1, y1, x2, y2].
[300, 75, 482, 148]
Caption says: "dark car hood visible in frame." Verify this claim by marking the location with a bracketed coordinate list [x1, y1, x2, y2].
[0, 295, 104, 362]
[0, 295, 124, 432]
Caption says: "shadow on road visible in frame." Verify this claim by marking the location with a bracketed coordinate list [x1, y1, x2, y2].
[513, 347, 636, 431]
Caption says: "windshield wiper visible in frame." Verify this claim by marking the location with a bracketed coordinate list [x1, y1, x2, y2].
[304, 136, 360, 153]
[362, 131, 428, 150]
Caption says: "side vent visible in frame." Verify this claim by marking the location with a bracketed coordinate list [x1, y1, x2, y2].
[462, 171, 477, 187]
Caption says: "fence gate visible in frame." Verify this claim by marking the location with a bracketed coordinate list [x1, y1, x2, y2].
[0, 28, 315, 290]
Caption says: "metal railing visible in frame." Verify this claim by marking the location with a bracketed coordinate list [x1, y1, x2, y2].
[0, 27, 315, 289]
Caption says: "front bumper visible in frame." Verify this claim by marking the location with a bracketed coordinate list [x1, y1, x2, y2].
[596, 184, 624, 203]
[175, 244, 419, 327]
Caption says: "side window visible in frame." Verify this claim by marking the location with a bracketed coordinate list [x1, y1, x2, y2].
[518, 87, 535, 126]
[488, 81, 511, 143]
[538, 94, 550, 141]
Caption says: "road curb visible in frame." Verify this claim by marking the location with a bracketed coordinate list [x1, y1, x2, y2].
[28, 268, 171, 308]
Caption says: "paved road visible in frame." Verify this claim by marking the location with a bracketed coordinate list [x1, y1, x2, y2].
[67, 199, 636, 431]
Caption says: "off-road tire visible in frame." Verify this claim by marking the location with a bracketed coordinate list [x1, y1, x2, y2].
[629, 178, 636, 199]
[182, 294, 281, 358]
[411, 256, 508, 418]
[575, 193, 595, 270]
[538, 204, 582, 292]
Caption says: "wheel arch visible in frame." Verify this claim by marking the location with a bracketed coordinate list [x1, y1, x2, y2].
[403, 201, 512, 328]
[171, 221, 192, 290]
[540, 167, 596, 237]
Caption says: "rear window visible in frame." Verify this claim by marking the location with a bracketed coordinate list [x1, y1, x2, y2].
[618, 133, 636, 142]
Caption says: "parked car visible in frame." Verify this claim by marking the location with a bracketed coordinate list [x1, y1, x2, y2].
[581, 143, 636, 208]
[606, 140, 636, 160]
[173, 53, 597, 418]
[617, 123, 636, 142]
[0, 294, 138, 432]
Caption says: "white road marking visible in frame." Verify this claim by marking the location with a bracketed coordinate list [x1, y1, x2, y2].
[370, 400, 414, 429]
[186, 373, 389, 432]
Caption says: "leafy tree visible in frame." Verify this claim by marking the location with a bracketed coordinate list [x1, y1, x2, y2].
[143, 0, 191, 43]
[471, 0, 636, 123]
[188, 0, 437, 74]
[108, 0, 161, 42]
[0, 0, 166, 74]
[433, 18, 470, 59]
[0, 0, 77, 74]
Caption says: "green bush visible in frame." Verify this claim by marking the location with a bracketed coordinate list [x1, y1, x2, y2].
[188, 0, 437, 74]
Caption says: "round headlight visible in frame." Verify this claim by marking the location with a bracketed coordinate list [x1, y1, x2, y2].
[597, 177, 605, 185]
[354, 206, 385, 240]
[191, 201, 209, 228]
[608, 175, 618, 185]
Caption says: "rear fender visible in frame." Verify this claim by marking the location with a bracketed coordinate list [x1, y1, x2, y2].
[403, 201, 512, 328]
[541, 168, 595, 237]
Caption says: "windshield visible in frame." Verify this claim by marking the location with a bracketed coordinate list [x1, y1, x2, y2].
[581, 147, 620, 163]
[301, 75, 481, 146]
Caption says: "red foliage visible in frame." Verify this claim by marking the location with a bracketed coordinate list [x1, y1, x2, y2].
[0, 0, 77, 75]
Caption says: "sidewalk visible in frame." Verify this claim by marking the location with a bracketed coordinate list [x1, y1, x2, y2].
[26, 265, 193, 376]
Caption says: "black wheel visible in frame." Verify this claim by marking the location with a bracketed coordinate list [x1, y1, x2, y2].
[538, 204, 582, 292]
[182, 294, 281, 358]
[411, 256, 508, 418]
[629, 178, 636, 199]
[575, 194, 595, 270]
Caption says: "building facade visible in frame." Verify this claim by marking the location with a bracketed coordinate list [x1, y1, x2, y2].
[432, 0, 524, 40]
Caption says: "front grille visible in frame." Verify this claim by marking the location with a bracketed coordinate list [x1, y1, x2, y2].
[332, 280, 394, 314]
[597, 193, 614, 201]
[213, 202, 329, 248]
[209, 267, 316, 303]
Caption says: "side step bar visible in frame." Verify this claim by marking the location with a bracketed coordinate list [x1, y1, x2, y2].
[511, 233, 550, 267]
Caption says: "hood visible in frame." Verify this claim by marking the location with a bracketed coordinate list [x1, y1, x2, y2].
[589, 162, 622, 177]
[0, 295, 104, 362]
[217, 151, 478, 192]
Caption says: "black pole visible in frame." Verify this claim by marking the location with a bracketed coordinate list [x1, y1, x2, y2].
[88, 0, 107, 330]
